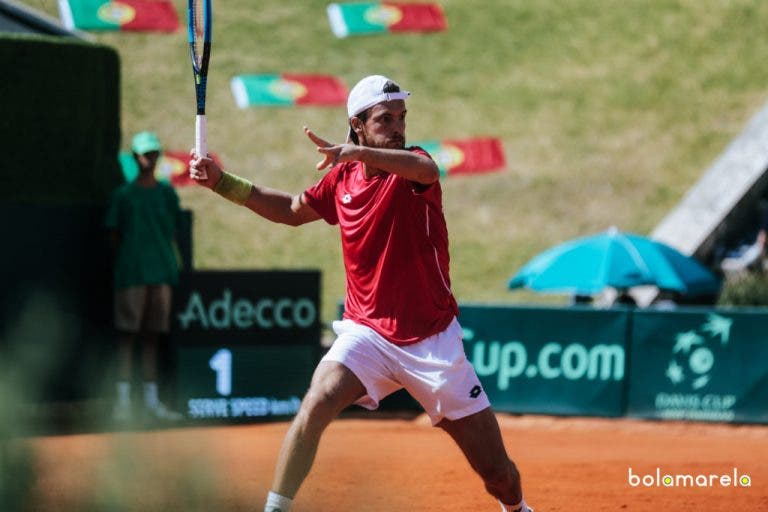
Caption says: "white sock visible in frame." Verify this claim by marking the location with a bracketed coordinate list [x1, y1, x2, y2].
[116, 381, 131, 406]
[500, 498, 530, 512]
[143, 382, 160, 409]
[264, 491, 292, 512]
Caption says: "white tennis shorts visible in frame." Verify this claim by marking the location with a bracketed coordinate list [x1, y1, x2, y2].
[322, 317, 490, 425]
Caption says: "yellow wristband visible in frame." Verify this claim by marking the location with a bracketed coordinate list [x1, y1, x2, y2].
[214, 171, 252, 205]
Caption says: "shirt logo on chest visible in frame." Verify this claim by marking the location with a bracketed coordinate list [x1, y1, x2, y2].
[341, 193, 352, 204]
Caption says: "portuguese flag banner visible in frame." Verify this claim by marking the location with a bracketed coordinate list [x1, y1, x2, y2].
[327, 2, 447, 38]
[231, 74, 348, 109]
[58, 0, 179, 32]
[119, 151, 222, 187]
[414, 138, 506, 176]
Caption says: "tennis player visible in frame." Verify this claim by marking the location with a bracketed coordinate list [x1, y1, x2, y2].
[190, 75, 533, 512]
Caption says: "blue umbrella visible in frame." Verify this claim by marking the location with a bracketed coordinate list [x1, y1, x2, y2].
[508, 227, 721, 296]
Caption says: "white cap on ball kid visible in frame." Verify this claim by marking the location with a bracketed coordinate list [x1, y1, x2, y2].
[346, 75, 410, 118]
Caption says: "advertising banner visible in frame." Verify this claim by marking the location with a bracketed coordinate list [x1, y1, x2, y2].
[176, 345, 314, 421]
[627, 309, 768, 423]
[172, 270, 320, 346]
[172, 271, 321, 421]
[459, 305, 629, 416]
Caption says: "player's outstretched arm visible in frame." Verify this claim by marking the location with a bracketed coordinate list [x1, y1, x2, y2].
[304, 127, 439, 185]
[353, 146, 439, 185]
[190, 151, 321, 227]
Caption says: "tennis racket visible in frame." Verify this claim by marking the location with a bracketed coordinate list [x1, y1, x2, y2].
[188, 0, 212, 178]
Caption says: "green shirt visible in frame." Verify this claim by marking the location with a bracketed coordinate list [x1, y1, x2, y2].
[105, 181, 180, 290]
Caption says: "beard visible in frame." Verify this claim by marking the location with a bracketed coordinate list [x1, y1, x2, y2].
[386, 135, 406, 149]
[360, 130, 406, 149]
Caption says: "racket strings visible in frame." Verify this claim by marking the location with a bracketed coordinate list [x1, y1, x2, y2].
[191, 1, 208, 68]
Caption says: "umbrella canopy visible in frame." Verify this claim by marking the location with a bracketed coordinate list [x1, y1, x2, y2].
[508, 228, 721, 296]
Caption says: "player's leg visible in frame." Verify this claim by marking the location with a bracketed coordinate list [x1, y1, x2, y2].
[270, 361, 366, 499]
[267, 320, 401, 511]
[396, 318, 532, 511]
[438, 407, 530, 511]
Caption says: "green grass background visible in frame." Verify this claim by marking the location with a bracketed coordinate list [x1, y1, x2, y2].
[4, 3, 767, 508]
[31, 0, 768, 320]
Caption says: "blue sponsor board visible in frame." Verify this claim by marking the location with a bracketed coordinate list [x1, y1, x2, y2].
[458, 305, 629, 417]
[627, 309, 768, 424]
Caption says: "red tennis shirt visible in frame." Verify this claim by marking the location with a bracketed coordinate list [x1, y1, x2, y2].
[303, 147, 459, 345]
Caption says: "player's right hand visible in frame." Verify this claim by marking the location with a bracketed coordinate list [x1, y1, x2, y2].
[189, 150, 223, 190]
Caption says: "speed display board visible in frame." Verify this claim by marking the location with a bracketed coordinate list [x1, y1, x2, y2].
[171, 270, 320, 422]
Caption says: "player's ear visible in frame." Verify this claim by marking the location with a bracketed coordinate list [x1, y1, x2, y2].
[350, 117, 364, 139]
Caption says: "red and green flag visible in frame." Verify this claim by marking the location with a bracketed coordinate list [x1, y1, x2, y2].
[414, 138, 506, 176]
[119, 150, 222, 187]
[327, 2, 447, 38]
[58, 0, 179, 32]
[231, 74, 348, 109]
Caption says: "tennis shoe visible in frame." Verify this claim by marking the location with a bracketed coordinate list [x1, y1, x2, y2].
[502, 502, 534, 512]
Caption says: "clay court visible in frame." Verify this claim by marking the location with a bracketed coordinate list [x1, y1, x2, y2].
[27, 413, 767, 511]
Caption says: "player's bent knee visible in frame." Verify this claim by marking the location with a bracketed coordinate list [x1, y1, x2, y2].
[299, 388, 333, 414]
[297, 387, 346, 426]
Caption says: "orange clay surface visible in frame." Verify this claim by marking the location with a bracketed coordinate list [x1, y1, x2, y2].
[27, 414, 768, 512]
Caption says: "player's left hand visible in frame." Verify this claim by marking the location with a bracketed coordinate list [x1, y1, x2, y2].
[304, 126, 358, 171]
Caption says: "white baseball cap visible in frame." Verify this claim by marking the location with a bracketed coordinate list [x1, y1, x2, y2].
[346, 75, 410, 142]
[346, 75, 410, 118]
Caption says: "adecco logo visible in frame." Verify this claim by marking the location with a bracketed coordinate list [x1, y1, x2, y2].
[463, 329, 624, 390]
[177, 289, 317, 330]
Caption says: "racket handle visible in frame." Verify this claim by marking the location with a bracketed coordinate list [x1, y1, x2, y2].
[195, 114, 209, 179]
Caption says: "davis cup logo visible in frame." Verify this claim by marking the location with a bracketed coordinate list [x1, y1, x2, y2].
[364, 5, 403, 26]
[665, 313, 732, 390]
[270, 79, 308, 102]
[97, 1, 136, 25]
